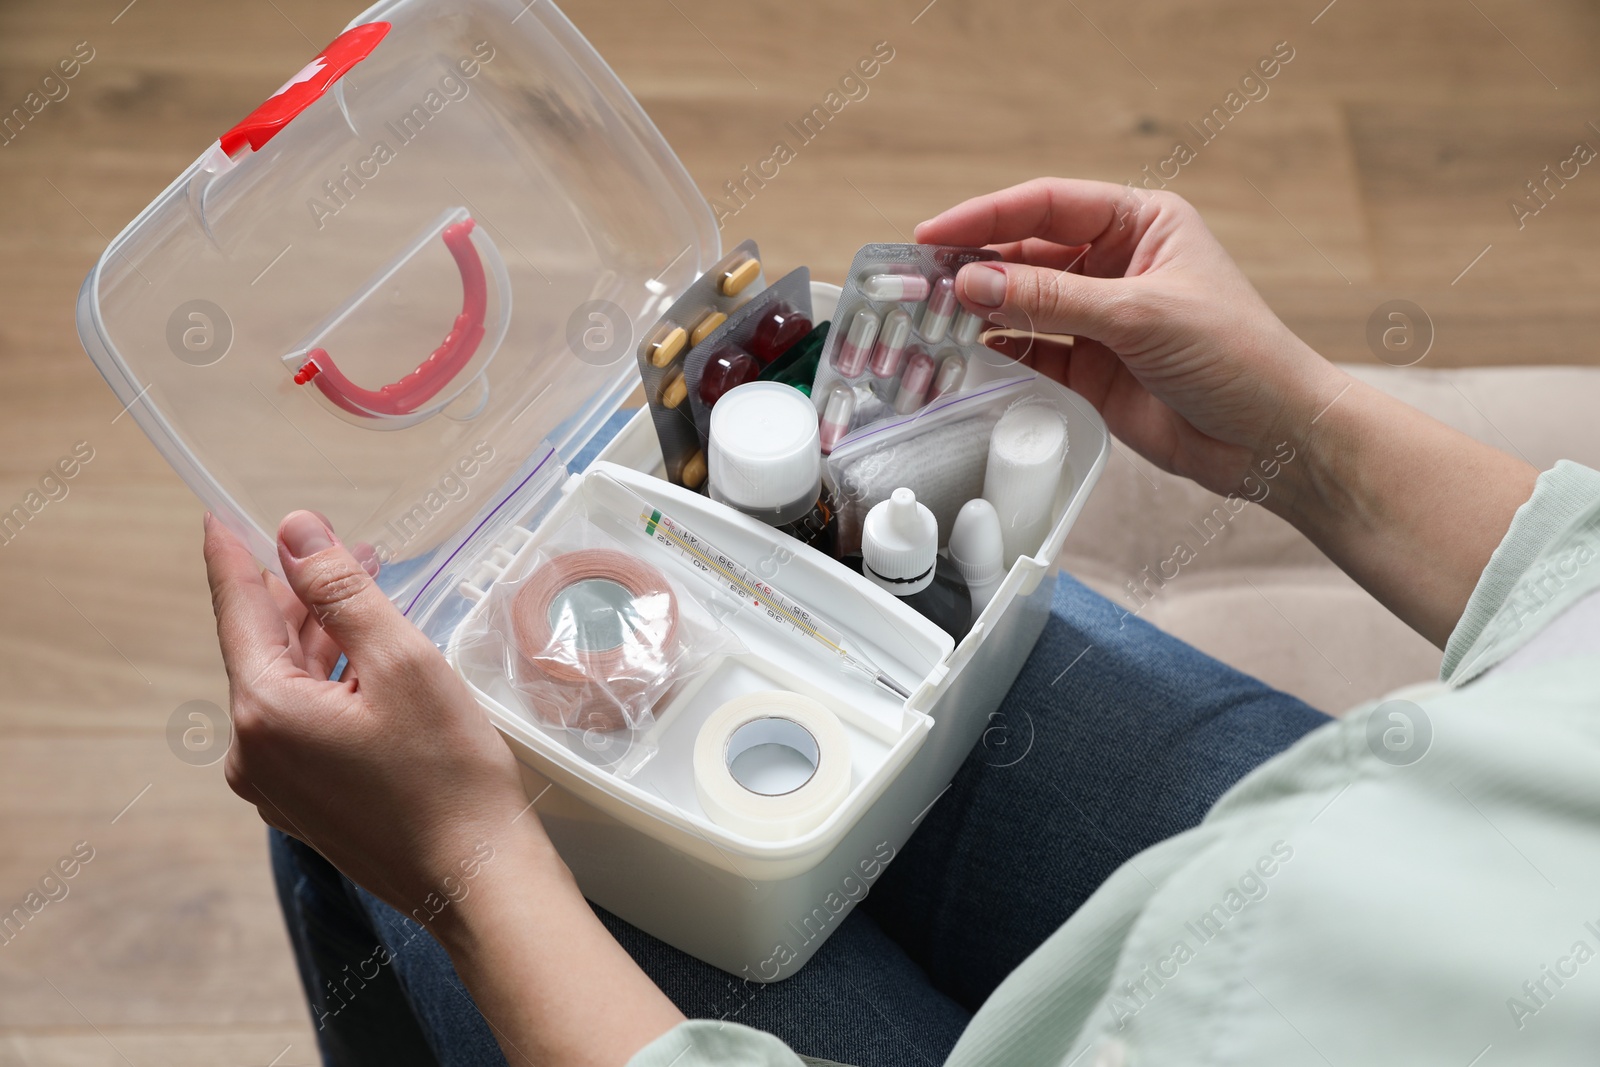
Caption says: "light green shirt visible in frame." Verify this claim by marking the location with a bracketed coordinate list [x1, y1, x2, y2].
[631, 461, 1600, 1067]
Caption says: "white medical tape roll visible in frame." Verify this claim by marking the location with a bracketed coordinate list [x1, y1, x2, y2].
[693, 691, 852, 841]
[983, 402, 1067, 568]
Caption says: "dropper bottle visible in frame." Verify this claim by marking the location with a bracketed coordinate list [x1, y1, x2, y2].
[849, 488, 971, 641]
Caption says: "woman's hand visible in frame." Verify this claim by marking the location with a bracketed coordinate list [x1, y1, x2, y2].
[204, 511, 685, 1065]
[204, 509, 539, 916]
[919, 176, 1537, 646]
[916, 177, 1346, 501]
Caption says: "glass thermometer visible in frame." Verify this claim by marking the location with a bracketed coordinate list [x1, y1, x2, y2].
[589, 472, 912, 700]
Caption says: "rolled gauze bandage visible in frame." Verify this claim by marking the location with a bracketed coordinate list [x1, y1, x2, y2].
[982, 403, 1067, 568]
[511, 548, 679, 733]
[693, 691, 852, 841]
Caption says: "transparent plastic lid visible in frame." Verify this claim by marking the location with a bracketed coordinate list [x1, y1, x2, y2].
[75, 0, 718, 613]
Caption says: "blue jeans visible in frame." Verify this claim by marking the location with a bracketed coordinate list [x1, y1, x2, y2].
[270, 572, 1331, 1066]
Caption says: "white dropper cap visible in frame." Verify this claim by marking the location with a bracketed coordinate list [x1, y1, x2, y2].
[862, 488, 938, 596]
[708, 382, 823, 525]
[949, 498, 1005, 620]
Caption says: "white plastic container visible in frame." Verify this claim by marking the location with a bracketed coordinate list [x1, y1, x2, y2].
[74, 0, 1109, 982]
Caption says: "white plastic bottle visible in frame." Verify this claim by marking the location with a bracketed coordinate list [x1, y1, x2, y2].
[852, 488, 971, 641]
[948, 498, 1005, 624]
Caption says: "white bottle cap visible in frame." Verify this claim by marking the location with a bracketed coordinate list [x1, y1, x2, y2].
[862, 487, 938, 596]
[949, 498, 1005, 616]
[708, 382, 823, 524]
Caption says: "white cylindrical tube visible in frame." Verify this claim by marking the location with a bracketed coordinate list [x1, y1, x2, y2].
[982, 403, 1068, 568]
[949, 498, 1005, 622]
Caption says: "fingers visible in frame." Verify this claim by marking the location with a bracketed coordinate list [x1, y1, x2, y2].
[204, 514, 295, 687]
[954, 261, 1135, 344]
[263, 571, 345, 680]
[276, 510, 426, 675]
[985, 333, 1128, 420]
[984, 238, 1093, 274]
[263, 568, 310, 634]
[915, 177, 1138, 250]
[986, 333, 1075, 385]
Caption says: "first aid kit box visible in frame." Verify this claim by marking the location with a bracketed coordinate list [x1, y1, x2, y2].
[75, 0, 1107, 981]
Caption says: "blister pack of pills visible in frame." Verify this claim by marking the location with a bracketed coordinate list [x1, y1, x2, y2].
[681, 267, 813, 443]
[634, 240, 767, 490]
[811, 243, 999, 452]
[758, 321, 830, 394]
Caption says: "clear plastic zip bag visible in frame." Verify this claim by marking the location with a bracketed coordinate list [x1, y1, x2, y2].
[455, 509, 742, 775]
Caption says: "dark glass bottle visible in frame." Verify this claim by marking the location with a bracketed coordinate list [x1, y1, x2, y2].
[842, 552, 970, 642]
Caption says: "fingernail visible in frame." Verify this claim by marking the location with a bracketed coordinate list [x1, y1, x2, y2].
[962, 264, 1007, 308]
[281, 511, 333, 560]
[203, 511, 213, 530]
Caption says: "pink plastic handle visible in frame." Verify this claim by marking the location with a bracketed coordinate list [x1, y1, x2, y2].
[293, 218, 488, 418]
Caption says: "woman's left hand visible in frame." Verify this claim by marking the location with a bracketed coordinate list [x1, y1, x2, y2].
[203, 510, 686, 1065]
[203, 509, 542, 918]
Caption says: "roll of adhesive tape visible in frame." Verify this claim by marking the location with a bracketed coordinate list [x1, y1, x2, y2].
[693, 691, 852, 841]
[511, 548, 679, 732]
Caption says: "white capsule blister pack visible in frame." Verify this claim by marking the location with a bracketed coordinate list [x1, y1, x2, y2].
[811, 243, 999, 453]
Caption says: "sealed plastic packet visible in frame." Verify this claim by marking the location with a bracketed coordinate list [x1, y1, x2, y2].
[824, 376, 1073, 558]
[633, 240, 767, 490]
[457, 510, 741, 774]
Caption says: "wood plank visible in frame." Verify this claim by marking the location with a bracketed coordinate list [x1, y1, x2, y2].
[0, 740, 309, 1028]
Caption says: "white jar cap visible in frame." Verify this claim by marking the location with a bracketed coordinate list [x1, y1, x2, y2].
[708, 382, 822, 516]
[862, 488, 937, 596]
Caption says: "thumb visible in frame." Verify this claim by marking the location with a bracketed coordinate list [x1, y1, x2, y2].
[955, 261, 1138, 346]
[277, 510, 421, 668]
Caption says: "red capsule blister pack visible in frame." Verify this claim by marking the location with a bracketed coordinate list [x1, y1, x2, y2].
[634, 240, 767, 491]
[811, 244, 999, 452]
[680, 267, 813, 445]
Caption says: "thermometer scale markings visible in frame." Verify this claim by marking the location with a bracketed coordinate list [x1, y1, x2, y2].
[605, 478, 907, 698]
[641, 508, 838, 650]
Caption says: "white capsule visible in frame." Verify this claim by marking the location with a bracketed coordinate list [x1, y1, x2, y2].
[893, 349, 936, 415]
[819, 382, 856, 454]
[919, 276, 958, 343]
[930, 353, 967, 399]
[952, 309, 985, 345]
[834, 307, 881, 377]
[870, 309, 915, 379]
[861, 273, 931, 302]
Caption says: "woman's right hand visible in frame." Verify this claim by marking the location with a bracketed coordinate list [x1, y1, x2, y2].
[915, 177, 1347, 501]
[919, 176, 1538, 647]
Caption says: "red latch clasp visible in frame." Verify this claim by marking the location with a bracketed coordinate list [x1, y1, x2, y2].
[219, 22, 391, 157]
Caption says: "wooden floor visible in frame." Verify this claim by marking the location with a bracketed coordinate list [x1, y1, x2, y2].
[3, 0, 1599, 1061]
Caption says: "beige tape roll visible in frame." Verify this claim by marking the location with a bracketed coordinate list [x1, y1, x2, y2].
[693, 691, 852, 841]
[511, 549, 679, 733]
